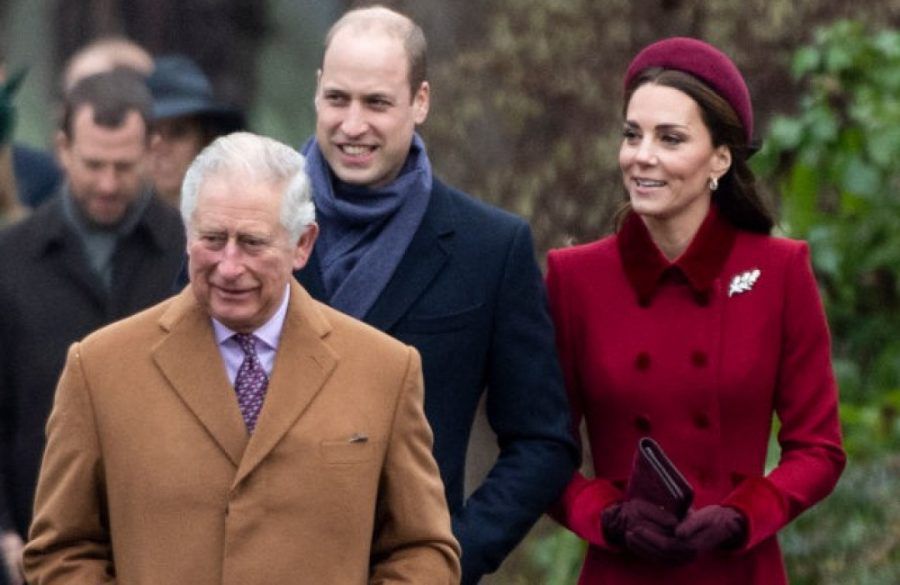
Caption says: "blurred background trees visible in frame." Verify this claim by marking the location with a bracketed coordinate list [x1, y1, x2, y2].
[2, 0, 899, 582]
[422, 0, 900, 255]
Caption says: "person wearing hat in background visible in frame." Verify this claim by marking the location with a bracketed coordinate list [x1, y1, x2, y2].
[545, 37, 845, 584]
[147, 55, 245, 207]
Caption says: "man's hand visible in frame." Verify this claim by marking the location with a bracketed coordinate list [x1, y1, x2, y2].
[0, 530, 25, 585]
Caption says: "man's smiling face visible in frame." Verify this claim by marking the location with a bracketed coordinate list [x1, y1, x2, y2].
[314, 26, 429, 189]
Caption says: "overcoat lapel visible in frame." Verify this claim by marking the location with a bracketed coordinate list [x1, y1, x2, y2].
[364, 184, 455, 331]
[234, 281, 338, 485]
[152, 289, 249, 467]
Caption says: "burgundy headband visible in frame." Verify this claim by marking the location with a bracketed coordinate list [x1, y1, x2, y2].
[624, 37, 753, 145]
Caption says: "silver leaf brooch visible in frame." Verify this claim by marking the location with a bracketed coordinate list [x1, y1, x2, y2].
[728, 268, 761, 297]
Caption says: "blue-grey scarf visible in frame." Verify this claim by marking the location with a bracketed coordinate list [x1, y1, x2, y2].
[303, 133, 432, 319]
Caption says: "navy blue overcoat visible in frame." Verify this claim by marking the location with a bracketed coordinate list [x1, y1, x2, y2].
[296, 178, 578, 583]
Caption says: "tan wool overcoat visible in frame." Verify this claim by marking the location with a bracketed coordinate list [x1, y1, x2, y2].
[24, 281, 461, 584]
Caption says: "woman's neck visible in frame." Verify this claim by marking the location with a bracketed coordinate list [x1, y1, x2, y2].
[640, 200, 710, 261]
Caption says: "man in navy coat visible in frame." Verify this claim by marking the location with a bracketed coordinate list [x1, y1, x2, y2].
[293, 6, 578, 583]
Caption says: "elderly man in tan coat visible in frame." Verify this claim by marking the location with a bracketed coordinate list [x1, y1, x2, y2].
[23, 132, 460, 585]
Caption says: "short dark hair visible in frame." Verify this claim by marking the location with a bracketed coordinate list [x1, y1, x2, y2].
[323, 5, 427, 100]
[61, 68, 153, 141]
[623, 68, 775, 234]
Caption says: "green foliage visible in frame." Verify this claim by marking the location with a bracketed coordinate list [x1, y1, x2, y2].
[524, 526, 585, 585]
[779, 454, 900, 584]
[752, 20, 900, 459]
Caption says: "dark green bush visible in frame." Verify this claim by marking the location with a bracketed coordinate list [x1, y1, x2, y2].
[753, 20, 900, 459]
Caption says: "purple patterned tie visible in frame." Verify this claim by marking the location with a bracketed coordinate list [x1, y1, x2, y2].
[233, 333, 269, 433]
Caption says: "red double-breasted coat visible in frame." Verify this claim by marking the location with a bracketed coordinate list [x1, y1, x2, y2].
[546, 208, 845, 584]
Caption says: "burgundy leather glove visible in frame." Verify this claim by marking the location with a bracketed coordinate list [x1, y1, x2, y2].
[602, 500, 696, 565]
[675, 505, 747, 553]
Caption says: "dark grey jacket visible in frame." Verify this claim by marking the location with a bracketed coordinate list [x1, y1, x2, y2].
[0, 194, 185, 538]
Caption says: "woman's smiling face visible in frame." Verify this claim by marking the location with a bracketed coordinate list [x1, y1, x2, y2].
[619, 83, 731, 229]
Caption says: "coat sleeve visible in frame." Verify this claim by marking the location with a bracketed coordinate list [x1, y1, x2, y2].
[22, 344, 116, 585]
[723, 242, 846, 550]
[452, 223, 579, 583]
[545, 250, 624, 550]
[369, 347, 461, 584]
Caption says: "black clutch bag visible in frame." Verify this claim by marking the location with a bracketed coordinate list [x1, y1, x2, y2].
[624, 437, 694, 519]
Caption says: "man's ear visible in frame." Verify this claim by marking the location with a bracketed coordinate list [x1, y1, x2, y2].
[413, 81, 430, 125]
[292, 223, 319, 271]
[55, 130, 72, 169]
[313, 69, 323, 111]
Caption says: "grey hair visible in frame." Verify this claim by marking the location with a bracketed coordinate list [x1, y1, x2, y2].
[180, 132, 315, 242]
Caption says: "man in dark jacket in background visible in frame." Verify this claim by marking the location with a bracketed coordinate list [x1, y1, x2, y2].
[0, 69, 185, 585]
[293, 6, 578, 583]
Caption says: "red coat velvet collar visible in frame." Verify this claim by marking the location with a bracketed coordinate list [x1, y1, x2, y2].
[617, 206, 737, 306]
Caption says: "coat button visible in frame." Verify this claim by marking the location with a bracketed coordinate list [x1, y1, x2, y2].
[691, 350, 708, 367]
[634, 415, 652, 433]
[693, 412, 710, 429]
[634, 352, 651, 371]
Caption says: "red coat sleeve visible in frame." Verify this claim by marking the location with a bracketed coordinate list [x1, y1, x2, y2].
[545, 250, 624, 549]
[723, 242, 846, 550]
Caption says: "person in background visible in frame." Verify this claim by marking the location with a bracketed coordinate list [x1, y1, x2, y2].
[0, 49, 61, 219]
[546, 37, 845, 584]
[24, 131, 460, 584]
[293, 6, 578, 582]
[1, 35, 153, 219]
[147, 54, 245, 207]
[61, 36, 154, 94]
[0, 69, 185, 585]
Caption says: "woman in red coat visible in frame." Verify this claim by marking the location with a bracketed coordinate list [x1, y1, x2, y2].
[547, 37, 846, 584]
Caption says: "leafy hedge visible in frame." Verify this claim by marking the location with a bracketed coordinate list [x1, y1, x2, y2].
[752, 20, 900, 459]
